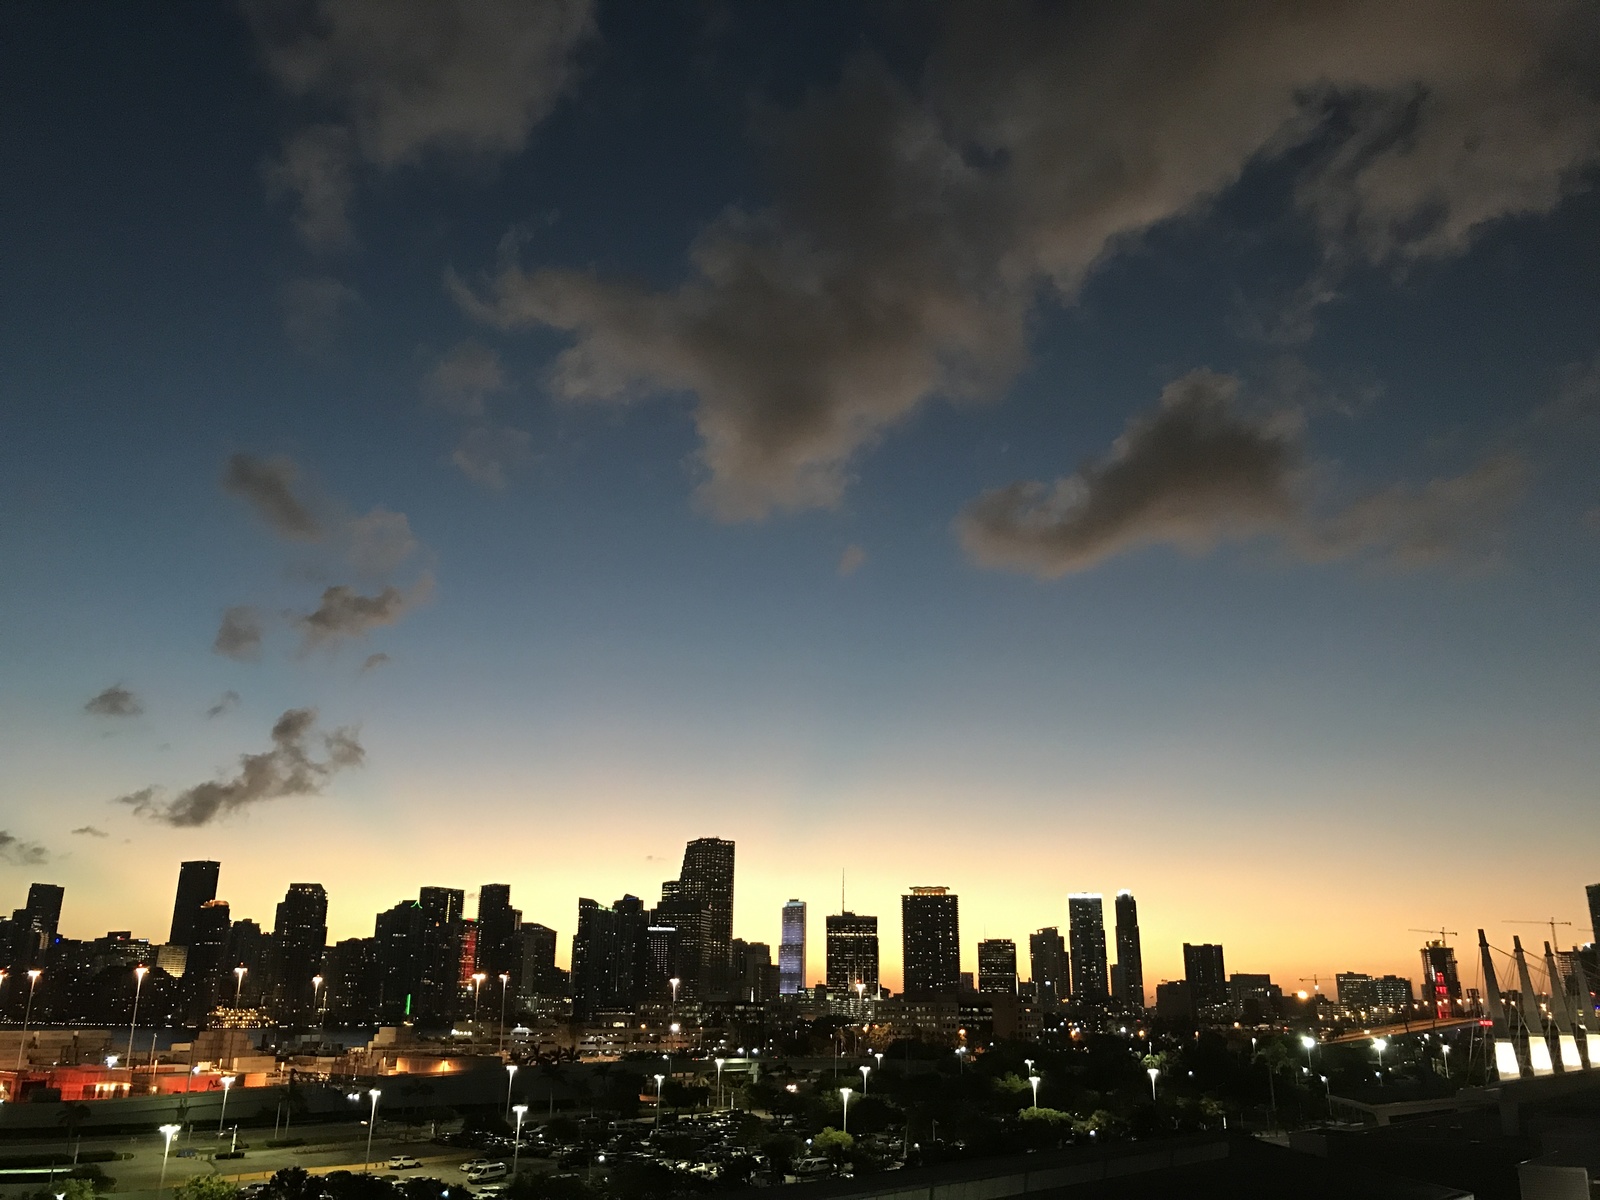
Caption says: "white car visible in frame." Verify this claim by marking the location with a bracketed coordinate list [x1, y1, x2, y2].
[465, 1163, 509, 1183]
[459, 1160, 496, 1174]
[388, 1156, 421, 1170]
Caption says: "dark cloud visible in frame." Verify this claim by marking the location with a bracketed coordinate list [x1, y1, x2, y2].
[296, 575, 433, 648]
[71, 825, 109, 838]
[457, 1, 1599, 519]
[343, 508, 419, 575]
[84, 684, 143, 718]
[129, 708, 364, 828]
[359, 652, 391, 672]
[206, 691, 242, 719]
[958, 370, 1527, 577]
[113, 787, 159, 815]
[0, 832, 49, 865]
[222, 453, 323, 540]
[214, 606, 265, 661]
[248, 0, 596, 248]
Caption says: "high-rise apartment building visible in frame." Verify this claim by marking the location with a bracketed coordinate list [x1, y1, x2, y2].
[1420, 940, 1461, 1017]
[676, 838, 736, 996]
[780, 900, 806, 995]
[518, 923, 561, 998]
[1029, 927, 1068, 1006]
[169, 861, 220, 947]
[1113, 890, 1145, 1008]
[476, 884, 521, 986]
[324, 936, 378, 1023]
[187, 898, 232, 1018]
[416, 886, 465, 1022]
[271, 882, 328, 1019]
[1068, 893, 1108, 1002]
[1182, 942, 1227, 1008]
[375, 900, 424, 1021]
[825, 912, 880, 998]
[573, 895, 652, 1015]
[978, 939, 1018, 995]
[902, 887, 960, 998]
[8, 883, 65, 965]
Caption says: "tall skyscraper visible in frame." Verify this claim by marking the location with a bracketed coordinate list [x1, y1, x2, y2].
[416, 886, 466, 1021]
[1588, 882, 1600, 946]
[375, 900, 424, 1021]
[518, 924, 561, 998]
[978, 939, 1018, 995]
[1183, 942, 1227, 1007]
[780, 900, 806, 994]
[1420, 939, 1461, 1017]
[476, 884, 521, 986]
[271, 882, 328, 1019]
[169, 860, 219, 947]
[825, 912, 880, 997]
[901, 887, 960, 998]
[1029, 927, 1068, 1006]
[676, 837, 736, 995]
[187, 898, 232, 1018]
[1067, 893, 1108, 1002]
[10, 883, 65, 965]
[1113, 890, 1145, 1008]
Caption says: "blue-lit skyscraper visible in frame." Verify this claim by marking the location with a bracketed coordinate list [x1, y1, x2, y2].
[779, 899, 806, 994]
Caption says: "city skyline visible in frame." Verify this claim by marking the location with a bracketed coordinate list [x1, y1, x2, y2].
[3, 3, 1599, 1013]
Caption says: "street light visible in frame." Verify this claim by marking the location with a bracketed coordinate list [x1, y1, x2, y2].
[714, 1058, 726, 1110]
[653, 1074, 666, 1128]
[363, 1088, 381, 1173]
[498, 973, 511, 1051]
[839, 1087, 853, 1133]
[873, 1051, 883, 1075]
[217, 1075, 236, 1134]
[860, 1064, 870, 1095]
[1373, 1038, 1388, 1081]
[954, 1046, 967, 1075]
[1028, 1074, 1041, 1108]
[471, 972, 488, 1048]
[669, 977, 680, 1005]
[505, 1063, 519, 1117]
[1146, 1067, 1159, 1104]
[1441, 1044, 1451, 1076]
[16, 969, 42, 1071]
[158, 1124, 182, 1196]
[312, 975, 325, 1033]
[511, 1104, 528, 1177]
[233, 967, 246, 1007]
[1300, 1035, 1316, 1073]
[128, 966, 149, 1074]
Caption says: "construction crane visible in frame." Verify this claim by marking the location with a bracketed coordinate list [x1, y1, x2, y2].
[1299, 974, 1332, 995]
[1410, 928, 1457, 945]
[1506, 918, 1573, 947]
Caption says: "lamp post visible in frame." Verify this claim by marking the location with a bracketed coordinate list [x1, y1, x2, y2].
[1441, 1043, 1451, 1077]
[158, 1124, 182, 1196]
[505, 1063, 518, 1118]
[1028, 1074, 1040, 1108]
[511, 1104, 527, 1178]
[311, 975, 324, 1035]
[839, 1087, 852, 1133]
[128, 966, 149, 1072]
[471, 972, 487, 1049]
[873, 1051, 883, 1076]
[363, 1089, 381, 1173]
[1301, 1034, 1317, 1075]
[859, 1064, 870, 1095]
[233, 967, 246, 1007]
[1146, 1067, 1159, 1104]
[714, 1058, 726, 1110]
[653, 1074, 666, 1128]
[1373, 1038, 1388, 1083]
[16, 969, 42, 1071]
[498, 973, 511, 1052]
[216, 1075, 236, 1134]
[954, 1046, 967, 1076]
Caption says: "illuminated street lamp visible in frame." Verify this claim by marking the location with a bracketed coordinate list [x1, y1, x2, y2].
[216, 1075, 236, 1134]
[1441, 1044, 1452, 1076]
[511, 1104, 528, 1177]
[954, 1046, 967, 1076]
[1028, 1074, 1041, 1108]
[16, 969, 42, 1071]
[1373, 1037, 1388, 1081]
[505, 1063, 518, 1117]
[128, 966, 149, 1073]
[669, 977, 680, 1005]
[471, 972, 488, 1048]
[839, 1086, 853, 1133]
[158, 1124, 182, 1196]
[363, 1088, 381, 1173]
[1146, 1066, 1159, 1104]
[311, 975, 325, 1032]
[233, 966, 246, 1007]
[873, 1051, 883, 1074]
[653, 1074, 666, 1128]
[860, 1064, 870, 1095]
[1300, 1035, 1316, 1073]
[498, 972, 511, 1051]
[714, 1058, 726, 1109]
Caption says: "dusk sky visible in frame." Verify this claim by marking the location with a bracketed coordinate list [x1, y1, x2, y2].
[3, 2, 1598, 994]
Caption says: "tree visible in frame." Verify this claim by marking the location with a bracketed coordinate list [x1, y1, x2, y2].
[174, 1176, 238, 1200]
[28, 1180, 96, 1200]
[813, 1127, 854, 1160]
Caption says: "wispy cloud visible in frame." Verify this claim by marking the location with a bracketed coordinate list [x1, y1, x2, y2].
[214, 606, 265, 662]
[205, 691, 242, 719]
[84, 684, 143, 718]
[296, 575, 434, 650]
[837, 544, 867, 577]
[222, 454, 323, 540]
[0, 831, 50, 865]
[71, 825, 109, 838]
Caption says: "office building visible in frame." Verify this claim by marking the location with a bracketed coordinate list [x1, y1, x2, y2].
[187, 899, 232, 1017]
[1068, 893, 1108, 1003]
[9, 883, 65, 965]
[518, 923, 561, 997]
[374, 900, 425, 1021]
[1182, 943, 1227, 1008]
[780, 900, 806, 994]
[1113, 890, 1145, 1008]
[676, 837, 736, 995]
[476, 884, 521, 987]
[902, 887, 960, 998]
[271, 882, 328, 1019]
[1420, 940, 1461, 1016]
[825, 912, 880, 998]
[732, 939, 778, 1001]
[978, 939, 1018, 996]
[1030, 927, 1068, 1006]
[1155, 979, 1194, 1021]
[169, 860, 220, 947]
[1228, 973, 1280, 1016]
[573, 895, 652, 1015]
[324, 936, 378, 1023]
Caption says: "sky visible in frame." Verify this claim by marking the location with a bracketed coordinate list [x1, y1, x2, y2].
[2, 1, 1598, 997]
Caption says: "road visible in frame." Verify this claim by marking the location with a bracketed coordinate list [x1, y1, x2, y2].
[0, 1121, 552, 1200]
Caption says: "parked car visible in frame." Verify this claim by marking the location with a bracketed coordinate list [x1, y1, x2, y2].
[465, 1163, 509, 1184]
[389, 1156, 422, 1169]
[458, 1160, 497, 1174]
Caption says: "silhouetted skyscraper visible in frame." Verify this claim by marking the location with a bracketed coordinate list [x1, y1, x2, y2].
[1068, 893, 1108, 1002]
[169, 860, 219, 947]
[677, 837, 736, 995]
[1588, 882, 1600, 947]
[1421, 940, 1461, 1017]
[416, 886, 465, 1022]
[271, 882, 328, 1020]
[187, 898, 232, 1018]
[902, 887, 960, 997]
[375, 900, 424, 1021]
[477, 883, 521, 985]
[780, 900, 806, 995]
[826, 912, 879, 997]
[518, 923, 560, 998]
[1183, 942, 1227, 1008]
[1030, 927, 1068, 1006]
[978, 939, 1018, 995]
[1113, 890, 1145, 1008]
